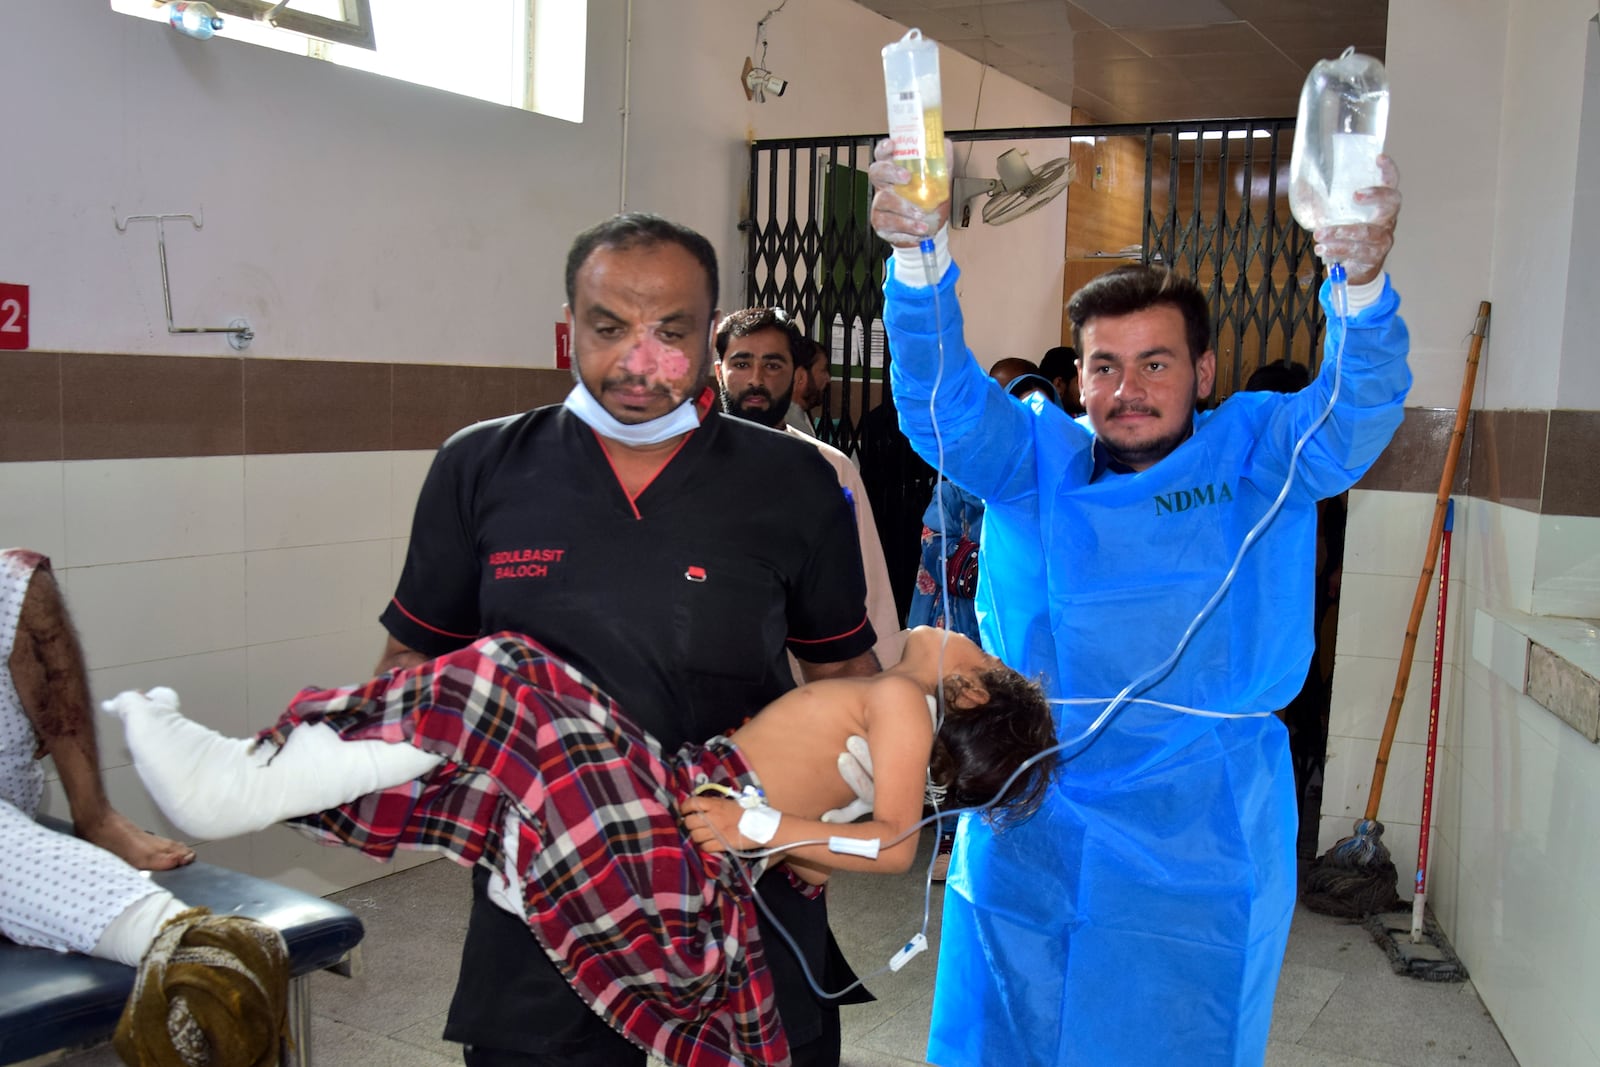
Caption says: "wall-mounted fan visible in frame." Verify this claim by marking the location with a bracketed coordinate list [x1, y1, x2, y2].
[952, 148, 1075, 227]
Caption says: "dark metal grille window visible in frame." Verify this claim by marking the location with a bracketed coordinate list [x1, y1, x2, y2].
[1141, 120, 1327, 397]
[744, 119, 1323, 621]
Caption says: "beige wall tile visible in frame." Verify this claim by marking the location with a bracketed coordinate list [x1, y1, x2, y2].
[0, 462, 65, 559]
[63, 554, 247, 669]
[244, 451, 391, 552]
[245, 629, 382, 723]
[1327, 646, 1459, 747]
[39, 763, 190, 847]
[388, 536, 409, 597]
[1532, 513, 1600, 618]
[63, 456, 245, 567]
[390, 450, 436, 538]
[1330, 570, 1450, 661]
[246, 823, 433, 897]
[1341, 489, 1439, 578]
[244, 542, 394, 646]
[1462, 498, 1540, 615]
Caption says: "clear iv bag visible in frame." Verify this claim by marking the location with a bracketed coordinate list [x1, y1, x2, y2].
[1288, 48, 1390, 231]
[881, 28, 949, 213]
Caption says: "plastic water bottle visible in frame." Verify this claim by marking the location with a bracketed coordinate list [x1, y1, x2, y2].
[160, 1, 225, 40]
[881, 28, 949, 213]
[1288, 48, 1389, 230]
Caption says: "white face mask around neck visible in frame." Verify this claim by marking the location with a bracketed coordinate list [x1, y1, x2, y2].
[562, 380, 704, 446]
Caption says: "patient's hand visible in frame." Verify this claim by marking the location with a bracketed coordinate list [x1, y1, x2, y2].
[681, 795, 745, 852]
[820, 735, 874, 823]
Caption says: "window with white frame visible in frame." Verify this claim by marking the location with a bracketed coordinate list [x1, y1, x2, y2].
[110, 0, 585, 122]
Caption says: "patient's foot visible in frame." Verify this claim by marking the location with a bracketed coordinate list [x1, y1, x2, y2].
[78, 808, 195, 870]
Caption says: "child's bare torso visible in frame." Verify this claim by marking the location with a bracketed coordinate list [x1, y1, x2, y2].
[727, 673, 931, 820]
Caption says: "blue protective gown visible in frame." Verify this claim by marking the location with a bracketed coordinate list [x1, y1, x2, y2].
[883, 263, 1410, 1066]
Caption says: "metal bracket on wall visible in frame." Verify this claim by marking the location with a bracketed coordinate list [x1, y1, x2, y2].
[114, 212, 254, 350]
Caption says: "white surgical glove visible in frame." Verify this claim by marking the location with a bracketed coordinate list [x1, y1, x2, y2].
[820, 735, 875, 823]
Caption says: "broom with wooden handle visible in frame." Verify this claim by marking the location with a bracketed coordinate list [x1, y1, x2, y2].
[1302, 300, 1490, 919]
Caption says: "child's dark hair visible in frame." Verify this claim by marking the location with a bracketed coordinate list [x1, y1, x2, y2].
[929, 668, 1057, 826]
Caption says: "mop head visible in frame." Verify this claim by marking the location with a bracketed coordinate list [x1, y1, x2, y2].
[1301, 818, 1402, 918]
[1364, 907, 1469, 982]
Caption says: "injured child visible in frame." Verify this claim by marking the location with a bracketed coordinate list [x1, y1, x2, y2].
[103, 626, 1056, 1067]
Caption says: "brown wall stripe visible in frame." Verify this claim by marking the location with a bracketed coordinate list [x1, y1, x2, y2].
[1, 351, 61, 462]
[1357, 407, 1475, 498]
[62, 353, 243, 461]
[3, 351, 575, 461]
[1544, 410, 1600, 518]
[5, 351, 1598, 517]
[1462, 409, 1549, 515]
[243, 358, 391, 455]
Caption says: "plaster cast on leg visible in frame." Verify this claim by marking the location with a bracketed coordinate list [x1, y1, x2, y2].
[102, 687, 443, 840]
[92, 889, 188, 967]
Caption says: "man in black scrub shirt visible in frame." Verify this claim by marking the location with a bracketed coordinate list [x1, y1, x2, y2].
[375, 214, 880, 1067]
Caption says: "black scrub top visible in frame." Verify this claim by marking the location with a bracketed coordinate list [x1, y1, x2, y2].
[381, 399, 876, 1056]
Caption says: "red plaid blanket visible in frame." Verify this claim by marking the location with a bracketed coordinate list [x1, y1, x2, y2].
[261, 632, 789, 1067]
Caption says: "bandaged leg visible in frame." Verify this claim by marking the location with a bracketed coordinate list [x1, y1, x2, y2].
[93, 886, 189, 967]
[103, 686, 443, 840]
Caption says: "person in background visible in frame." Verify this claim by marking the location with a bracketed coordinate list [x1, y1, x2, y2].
[785, 337, 833, 438]
[985, 357, 1042, 396]
[1039, 345, 1085, 416]
[715, 306, 904, 673]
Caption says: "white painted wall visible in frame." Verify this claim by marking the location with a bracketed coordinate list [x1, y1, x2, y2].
[0, 1, 625, 364]
[1379, 0, 1506, 410]
[1324, 5, 1600, 1064]
[1482, 1, 1593, 412]
[1559, 17, 1600, 408]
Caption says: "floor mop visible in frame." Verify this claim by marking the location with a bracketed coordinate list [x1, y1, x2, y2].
[1303, 300, 1490, 919]
[1364, 499, 1468, 981]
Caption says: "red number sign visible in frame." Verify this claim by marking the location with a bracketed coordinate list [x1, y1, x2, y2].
[0, 283, 27, 350]
[554, 320, 571, 370]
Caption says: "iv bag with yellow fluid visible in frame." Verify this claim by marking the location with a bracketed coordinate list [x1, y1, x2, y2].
[881, 28, 949, 213]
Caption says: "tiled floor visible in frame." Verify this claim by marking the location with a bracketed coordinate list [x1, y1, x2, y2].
[37, 833, 1519, 1067]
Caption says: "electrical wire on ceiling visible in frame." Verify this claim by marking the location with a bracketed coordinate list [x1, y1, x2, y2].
[753, 0, 789, 75]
